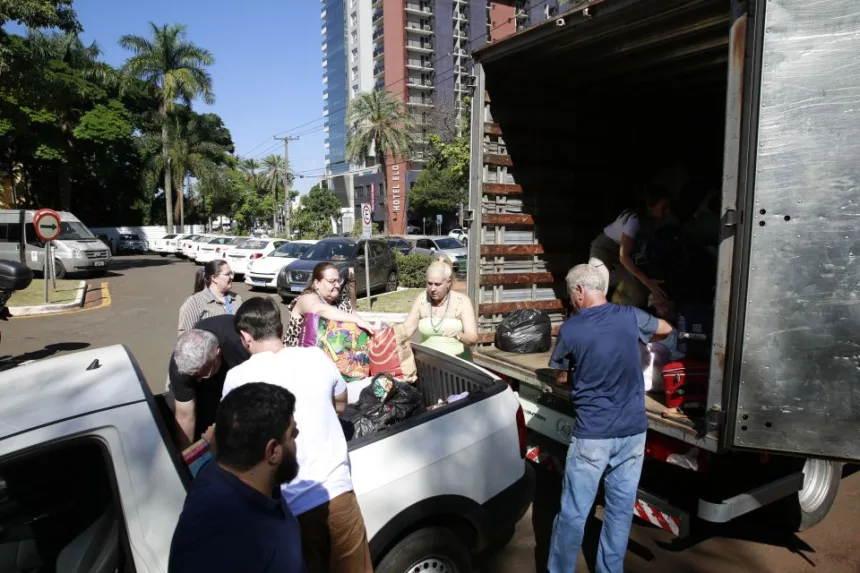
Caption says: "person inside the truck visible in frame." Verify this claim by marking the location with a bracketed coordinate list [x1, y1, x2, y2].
[588, 183, 673, 307]
[223, 297, 373, 573]
[169, 382, 306, 573]
[548, 264, 672, 573]
[402, 256, 478, 361]
[169, 316, 250, 448]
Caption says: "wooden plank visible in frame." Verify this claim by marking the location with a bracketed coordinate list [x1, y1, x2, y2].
[476, 326, 560, 345]
[480, 244, 545, 256]
[478, 299, 566, 315]
[482, 183, 522, 195]
[483, 214, 534, 226]
[484, 153, 513, 167]
[480, 272, 555, 286]
[484, 122, 502, 136]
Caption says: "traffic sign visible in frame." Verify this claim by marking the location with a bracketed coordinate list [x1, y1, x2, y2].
[33, 209, 62, 242]
[361, 203, 372, 239]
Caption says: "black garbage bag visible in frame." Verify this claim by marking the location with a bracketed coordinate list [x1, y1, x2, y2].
[342, 374, 423, 440]
[495, 309, 552, 354]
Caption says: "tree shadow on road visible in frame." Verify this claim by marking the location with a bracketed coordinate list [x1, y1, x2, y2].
[0, 342, 90, 371]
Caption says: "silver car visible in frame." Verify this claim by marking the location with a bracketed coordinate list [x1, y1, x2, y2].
[410, 236, 468, 271]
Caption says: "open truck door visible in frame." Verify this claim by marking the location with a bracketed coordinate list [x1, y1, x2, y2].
[728, 0, 860, 462]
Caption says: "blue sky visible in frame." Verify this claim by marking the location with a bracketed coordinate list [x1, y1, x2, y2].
[13, 0, 327, 194]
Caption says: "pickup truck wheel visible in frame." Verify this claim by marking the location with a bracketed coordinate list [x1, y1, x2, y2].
[52, 259, 67, 279]
[376, 527, 471, 573]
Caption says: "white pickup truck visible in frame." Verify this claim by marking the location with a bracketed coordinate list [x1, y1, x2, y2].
[0, 344, 533, 573]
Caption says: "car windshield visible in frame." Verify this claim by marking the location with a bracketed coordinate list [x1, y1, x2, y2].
[435, 238, 463, 249]
[120, 234, 140, 241]
[238, 239, 269, 250]
[273, 242, 314, 258]
[58, 222, 95, 240]
[301, 241, 354, 261]
[163, 234, 178, 239]
[207, 237, 232, 244]
[388, 239, 407, 247]
[230, 237, 249, 245]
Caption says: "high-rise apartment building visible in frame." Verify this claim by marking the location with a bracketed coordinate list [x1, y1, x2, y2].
[321, 0, 520, 235]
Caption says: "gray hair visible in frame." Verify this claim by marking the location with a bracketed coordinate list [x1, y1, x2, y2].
[565, 264, 607, 295]
[174, 329, 220, 377]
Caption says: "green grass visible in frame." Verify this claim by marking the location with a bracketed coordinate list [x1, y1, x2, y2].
[8, 279, 80, 307]
[356, 289, 422, 313]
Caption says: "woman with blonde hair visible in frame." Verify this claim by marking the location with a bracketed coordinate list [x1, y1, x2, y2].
[402, 257, 478, 360]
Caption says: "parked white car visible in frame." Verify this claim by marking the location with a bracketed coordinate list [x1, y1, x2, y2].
[448, 229, 468, 246]
[244, 239, 318, 289]
[0, 344, 532, 572]
[180, 234, 209, 259]
[151, 233, 179, 257]
[195, 237, 247, 265]
[224, 238, 288, 277]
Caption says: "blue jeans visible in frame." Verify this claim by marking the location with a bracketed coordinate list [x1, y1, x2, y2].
[548, 432, 646, 573]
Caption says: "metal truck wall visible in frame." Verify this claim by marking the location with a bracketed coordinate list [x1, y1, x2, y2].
[732, 0, 860, 461]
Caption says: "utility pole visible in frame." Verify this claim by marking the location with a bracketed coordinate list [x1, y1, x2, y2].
[274, 135, 299, 237]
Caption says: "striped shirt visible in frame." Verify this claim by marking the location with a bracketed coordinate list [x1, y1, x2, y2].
[178, 290, 244, 335]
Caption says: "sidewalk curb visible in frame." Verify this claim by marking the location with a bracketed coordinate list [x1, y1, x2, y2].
[8, 281, 88, 317]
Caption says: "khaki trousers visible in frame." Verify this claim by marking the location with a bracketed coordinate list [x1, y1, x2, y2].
[297, 491, 373, 573]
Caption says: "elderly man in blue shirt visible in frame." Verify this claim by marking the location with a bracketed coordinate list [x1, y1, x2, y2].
[548, 264, 673, 573]
[169, 382, 305, 573]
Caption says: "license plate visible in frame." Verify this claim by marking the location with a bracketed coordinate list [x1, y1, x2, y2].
[291, 285, 304, 293]
[254, 280, 268, 286]
[94, 261, 105, 267]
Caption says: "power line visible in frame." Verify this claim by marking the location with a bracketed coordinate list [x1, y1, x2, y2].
[237, 1, 535, 157]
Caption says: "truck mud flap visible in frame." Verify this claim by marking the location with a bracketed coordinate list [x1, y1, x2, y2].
[634, 490, 690, 539]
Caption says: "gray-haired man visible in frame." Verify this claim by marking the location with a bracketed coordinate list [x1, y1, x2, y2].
[169, 315, 250, 446]
[548, 264, 673, 573]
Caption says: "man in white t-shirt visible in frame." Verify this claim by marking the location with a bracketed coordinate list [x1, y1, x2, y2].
[222, 297, 372, 573]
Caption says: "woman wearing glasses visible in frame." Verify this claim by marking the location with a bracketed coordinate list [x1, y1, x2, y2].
[283, 262, 375, 347]
[177, 259, 244, 335]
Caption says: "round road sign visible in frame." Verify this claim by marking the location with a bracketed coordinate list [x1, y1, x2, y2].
[362, 204, 372, 225]
[33, 208, 62, 242]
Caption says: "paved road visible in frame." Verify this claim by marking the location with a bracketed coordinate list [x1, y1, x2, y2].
[2, 254, 859, 573]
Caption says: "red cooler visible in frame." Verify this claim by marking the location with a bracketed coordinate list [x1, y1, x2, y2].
[662, 359, 709, 410]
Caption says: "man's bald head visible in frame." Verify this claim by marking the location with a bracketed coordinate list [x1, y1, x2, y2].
[174, 329, 221, 379]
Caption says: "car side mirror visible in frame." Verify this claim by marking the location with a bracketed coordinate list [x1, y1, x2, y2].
[430, 247, 436, 253]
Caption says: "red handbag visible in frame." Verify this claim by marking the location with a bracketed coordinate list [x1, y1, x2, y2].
[369, 324, 417, 382]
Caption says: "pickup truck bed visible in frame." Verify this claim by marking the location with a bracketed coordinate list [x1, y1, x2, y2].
[473, 346, 707, 444]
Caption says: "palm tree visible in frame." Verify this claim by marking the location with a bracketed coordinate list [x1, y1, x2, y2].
[346, 90, 414, 234]
[260, 153, 288, 232]
[119, 23, 214, 233]
[239, 157, 261, 189]
[143, 113, 229, 229]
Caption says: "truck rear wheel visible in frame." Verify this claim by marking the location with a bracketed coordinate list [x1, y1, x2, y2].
[796, 458, 842, 530]
[770, 458, 842, 531]
[376, 527, 471, 573]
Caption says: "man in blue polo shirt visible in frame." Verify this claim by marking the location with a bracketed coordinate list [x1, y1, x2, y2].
[548, 264, 672, 573]
[169, 383, 306, 573]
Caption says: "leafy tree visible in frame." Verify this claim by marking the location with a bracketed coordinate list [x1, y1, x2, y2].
[408, 166, 462, 220]
[0, 0, 80, 32]
[120, 23, 215, 232]
[238, 156, 261, 188]
[346, 90, 414, 234]
[293, 184, 342, 239]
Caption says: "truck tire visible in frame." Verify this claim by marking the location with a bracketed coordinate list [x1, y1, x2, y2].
[796, 459, 842, 530]
[376, 527, 471, 573]
[770, 458, 842, 531]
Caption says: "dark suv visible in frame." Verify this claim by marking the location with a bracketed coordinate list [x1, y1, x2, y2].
[276, 237, 398, 302]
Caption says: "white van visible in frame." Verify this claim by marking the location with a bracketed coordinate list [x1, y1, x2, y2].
[0, 210, 112, 278]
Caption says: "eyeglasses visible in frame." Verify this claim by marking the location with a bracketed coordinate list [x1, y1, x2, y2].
[324, 277, 343, 286]
[219, 272, 234, 278]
